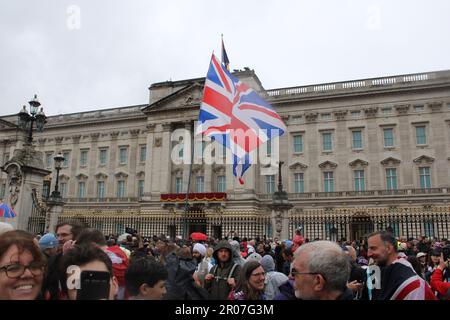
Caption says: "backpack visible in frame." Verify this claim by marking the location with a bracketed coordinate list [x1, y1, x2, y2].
[211, 262, 239, 281]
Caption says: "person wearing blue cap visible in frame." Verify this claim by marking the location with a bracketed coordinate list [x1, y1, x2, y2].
[38, 233, 60, 259]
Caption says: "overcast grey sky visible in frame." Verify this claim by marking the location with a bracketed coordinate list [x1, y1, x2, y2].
[1, 0, 449, 117]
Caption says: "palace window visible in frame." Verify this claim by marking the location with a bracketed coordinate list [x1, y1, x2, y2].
[419, 167, 431, 189]
[293, 135, 303, 153]
[78, 182, 86, 198]
[324, 171, 334, 192]
[386, 168, 398, 190]
[322, 132, 333, 151]
[352, 130, 363, 149]
[80, 150, 88, 166]
[217, 175, 226, 192]
[383, 128, 394, 147]
[415, 126, 427, 145]
[294, 173, 304, 193]
[266, 175, 275, 194]
[354, 170, 365, 191]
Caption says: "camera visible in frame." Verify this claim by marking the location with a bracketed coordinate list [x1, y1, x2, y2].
[125, 227, 137, 235]
[442, 245, 450, 261]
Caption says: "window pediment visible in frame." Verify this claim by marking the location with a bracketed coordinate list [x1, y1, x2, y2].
[289, 161, 308, 170]
[95, 172, 108, 179]
[76, 173, 88, 180]
[380, 157, 401, 166]
[318, 161, 337, 169]
[59, 174, 70, 181]
[413, 155, 435, 164]
[349, 159, 368, 168]
[114, 172, 128, 179]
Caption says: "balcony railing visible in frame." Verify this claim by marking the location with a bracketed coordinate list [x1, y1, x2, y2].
[258, 187, 448, 200]
[265, 72, 434, 97]
[60, 188, 448, 203]
[63, 197, 139, 203]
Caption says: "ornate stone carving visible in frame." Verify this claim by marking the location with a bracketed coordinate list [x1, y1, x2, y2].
[305, 113, 318, 122]
[110, 131, 120, 140]
[154, 137, 162, 147]
[413, 155, 435, 164]
[318, 160, 338, 169]
[130, 129, 140, 137]
[55, 137, 64, 144]
[349, 159, 369, 167]
[380, 157, 401, 166]
[5, 163, 22, 208]
[75, 173, 88, 180]
[72, 135, 81, 144]
[192, 164, 204, 174]
[114, 172, 128, 179]
[146, 123, 156, 132]
[38, 138, 46, 146]
[94, 172, 108, 179]
[333, 110, 348, 121]
[90, 133, 100, 141]
[289, 161, 308, 170]
[428, 101, 443, 112]
[395, 104, 410, 115]
[212, 165, 226, 174]
[364, 107, 378, 118]
[162, 123, 172, 131]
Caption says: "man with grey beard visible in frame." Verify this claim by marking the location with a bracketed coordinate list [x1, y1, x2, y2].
[292, 241, 353, 300]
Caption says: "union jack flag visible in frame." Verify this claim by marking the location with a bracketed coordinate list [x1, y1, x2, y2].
[196, 54, 286, 184]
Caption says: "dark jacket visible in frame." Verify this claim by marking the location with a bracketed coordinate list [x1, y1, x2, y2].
[163, 251, 209, 300]
[205, 240, 241, 300]
[42, 252, 63, 300]
[337, 288, 355, 300]
[274, 279, 298, 300]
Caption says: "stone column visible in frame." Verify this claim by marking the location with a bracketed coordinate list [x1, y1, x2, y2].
[1, 145, 51, 230]
[150, 123, 172, 197]
[144, 124, 155, 200]
[70, 135, 81, 197]
[128, 129, 140, 196]
[45, 196, 64, 233]
[270, 207, 291, 240]
[88, 133, 100, 195]
[108, 131, 120, 197]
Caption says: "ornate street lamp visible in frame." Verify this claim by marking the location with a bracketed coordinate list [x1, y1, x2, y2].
[270, 161, 293, 210]
[17, 94, 47, 144]
[50, 153, 65, 198]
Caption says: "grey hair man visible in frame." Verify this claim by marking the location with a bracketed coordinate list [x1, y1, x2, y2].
[292, 240, 352, 300]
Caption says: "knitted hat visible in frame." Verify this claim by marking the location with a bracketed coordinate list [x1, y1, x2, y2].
[193, 243, 206, 256]
[260, 255, 275, 272]
[246, 252, 262, 263]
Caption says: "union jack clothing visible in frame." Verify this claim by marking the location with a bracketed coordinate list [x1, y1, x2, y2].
[196, 54, 286, 184]
[376, 256, 437, 300]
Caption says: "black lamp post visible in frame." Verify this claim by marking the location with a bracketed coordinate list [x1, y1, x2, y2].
[17, 94, 47, 144]
[270, 161, 293, 210]
[51, 153, 65, 198]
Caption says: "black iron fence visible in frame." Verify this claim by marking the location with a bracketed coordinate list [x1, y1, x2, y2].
[28, 189, 48, 235]
[56, 206, 450, 241]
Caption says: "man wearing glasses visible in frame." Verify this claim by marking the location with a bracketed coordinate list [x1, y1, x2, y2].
[291, 240, 353, 300]
[42, 221, 84, 300]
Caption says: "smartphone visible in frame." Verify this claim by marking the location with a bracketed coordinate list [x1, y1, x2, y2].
[76, 271, 111, 300]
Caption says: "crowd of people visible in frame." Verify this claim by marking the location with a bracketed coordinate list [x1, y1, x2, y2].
[0, 220, 449, 300]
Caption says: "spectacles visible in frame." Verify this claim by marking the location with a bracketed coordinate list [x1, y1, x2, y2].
[291, 268, 326, 281]
[0, 262, 45, 279]
[250, 271, 266, 278]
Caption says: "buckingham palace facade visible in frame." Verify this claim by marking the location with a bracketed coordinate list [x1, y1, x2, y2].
[1, 69, 450, 240]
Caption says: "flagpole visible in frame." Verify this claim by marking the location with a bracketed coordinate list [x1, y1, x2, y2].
[183, 121, 195, 240]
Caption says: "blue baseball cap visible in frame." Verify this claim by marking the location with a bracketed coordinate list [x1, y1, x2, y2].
[39, 233, 59, 250]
